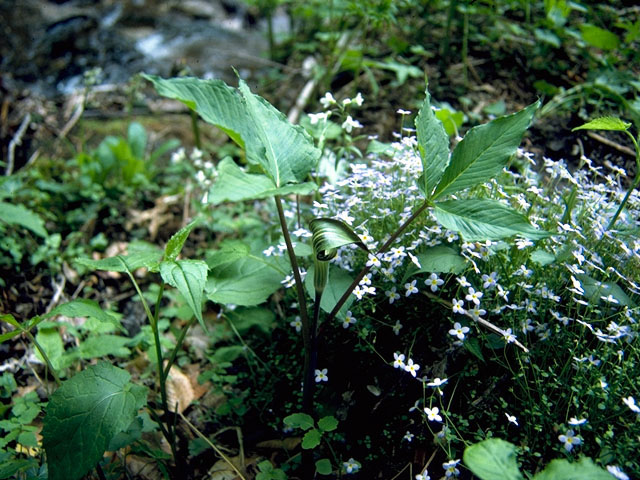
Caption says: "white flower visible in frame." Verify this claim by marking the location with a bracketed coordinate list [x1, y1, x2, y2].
[366, 253, 381, 268]
[393, 352, 406, 369]
[392, 320, 403, 335]
[341, 115, 363, 133]
[343, 458, 360, 474]
[568, 417, 587, 426]
[425, 273, 444, 292]
[424, 406, 442, 422]
[443, 459, 460, 477]
[452, 299, 465, 314]
[386, 287, 401, 304]
[342, 311, 356, 329]
[503, 328, 517, 344]
[404, 359, 420, 377]
[353, 92, 364, 106]
[505, 413, 518, 426]
[465, 287, 483, 305]
[558, 429, 582, 451]
[314, 368, 328, 383]
[606, 466, 629, 480]
[308, 111, 331, 125]
[622, 396, 640, 413]
[448, 322, 469, 340]
[320, 92, 336, 108]
[403, 431, 414, 442]
[427, 378, 448, 388]
[290, 316, 302, 332]
[405, 279, 419, 296]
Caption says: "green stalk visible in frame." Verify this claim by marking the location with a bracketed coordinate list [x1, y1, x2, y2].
[163, 316, 197, 382]
[190, 110, 201, 150]
[606, 130, 640, 231]
[327, 200, 430, 322]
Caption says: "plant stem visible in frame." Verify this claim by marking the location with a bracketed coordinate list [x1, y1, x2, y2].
[26, 331, 61, 387]
[163, 316, 197, 381]
[190, 110, 201, 150]
[606, 130, 639, 231]
[327, 200, 430, 322]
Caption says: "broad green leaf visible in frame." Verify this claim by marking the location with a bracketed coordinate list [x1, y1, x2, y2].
[107, 416, 143, 452]
[0, 202, 47, 237]
[531, 249, 556, 266]
[310, 217, 368, 261]
[238, 79, 320, 187]
[577, 275, 634, 307]
[206, 253, 288, 306]
[316, 459, 332, 475]
[160, 260, 208, 328]
[580, 24, 620, 50]
[572, 116, 631, 132]
[412, 245, 467, 274]
[208, 345, 245, 365]
[434, 199, 549, 241]
[0, 458, 39, 479]
[435, 107, 465, 137]
[302, 429, 322, 449]
[42, 362, 147, 480]
[533, 457, 614, 480]
[433, 101, 539, 199]
[72, 335, 131, 359]
[127, 122, 147, 159]
[75, 241, 162, 273]
[317, 416, 338, 432]
[463, 439, 524, 480]
[283, 413, 315, 431]
[416, 86, 450, 196]
[35, 328, 64, 371]
[206, 241, 251, 269]
[164, 219, 199, 262]
[143, 75, 320, 187]
[209, 157, 317, 204]
[47, 299, 124, 333]
[305, 265, 355, 320]
[226, 307, 275, 335]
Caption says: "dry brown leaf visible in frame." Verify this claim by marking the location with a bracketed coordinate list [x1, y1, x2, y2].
[165, 364, 195, 414]
[256, 437, 301, 451]
[126, 454, 166, 480]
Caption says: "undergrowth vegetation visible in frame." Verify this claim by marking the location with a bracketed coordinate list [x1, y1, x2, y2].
[1, 1, 639, 480]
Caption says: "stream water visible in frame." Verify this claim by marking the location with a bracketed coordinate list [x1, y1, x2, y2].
[1, 0, 277, 97]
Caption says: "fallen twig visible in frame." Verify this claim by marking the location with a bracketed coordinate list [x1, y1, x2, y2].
[586, 131, 635, 158]
[6, 113, 30, 176]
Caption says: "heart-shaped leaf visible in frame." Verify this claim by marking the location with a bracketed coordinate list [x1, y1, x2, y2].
[160, 260, 209, 328]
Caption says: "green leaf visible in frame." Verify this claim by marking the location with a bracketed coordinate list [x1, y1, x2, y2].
[433, 101, 539, 199]
[317, 416, 338, 432]
[416, 86, 450, 197]
[305, 265, 355, 319]
[283, 413, 315, 431]
[47, 299, 124, 333]
[164, 219, 199, 262]
[580, 24, 620, 50]
[143, 75, 320, 187]
[0, 202, 48, 237]
[309, 217, 368, 261]
[412, 245, 467, 274]
[209, 157, 317, 204]
[127, 122, 147, 159]
[72, 335, 131, 359]
[434, 199, 549, 241]
[42, 362, 147, 480]
[577, 275, 634, 307]
[206, 252, 287, 306]
[435, 107, 465, 137]
[225, 307, 275, 335]
[206, 241, 251, 269]
[316, 458, 333, 475]
[160, 260, 208, 328]
[464, 336, 485, 362]
[75, 241, 162, 273]
[302, 429, 322, 449]
[463, 439, 524, 480]
[531, 249, 556, 266]
[35, 328, 64, 371]
[0, 314, 22, 343]
[533, 457, 614, 480]
[572, 116, 631, 132]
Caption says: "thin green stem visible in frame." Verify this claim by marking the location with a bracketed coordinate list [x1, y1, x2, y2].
[190, 110, 201, 150]
[327, 200, 431, 322]
[163, 316, 197, 382]
[606, 130, 639, 230]
[26, 331, 61, 387]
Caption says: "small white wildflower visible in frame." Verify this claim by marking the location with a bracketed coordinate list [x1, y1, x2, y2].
[424, 406, 442, 422]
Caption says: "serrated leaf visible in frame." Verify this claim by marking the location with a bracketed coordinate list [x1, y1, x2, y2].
[47, 299, 124, 333]
[283, 413, 315, 431]
[164, 219, 199, 262]
[160, 260, 208, 328]
[42, 362, 147, 480]
[416, 86, 450, 197]
[209, 157, 317, 204]
[316, 458, 332, 475]
[305, 265, 355, 320]
[433, 101, 539, 199]
[309, 217, 368, 261]
[533, 457, 614, 480]
[463, 439, 524, 480]
[572, 116, 631, 132]
[143, 75, 320, 188]
[411, 245, 467, 274]
[302, 429, 322, 449]
[317, 416, 338, 432]
[0, 202, 48, 237]
[434, 199, 549, 241]
[206, 252, 288, 306]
